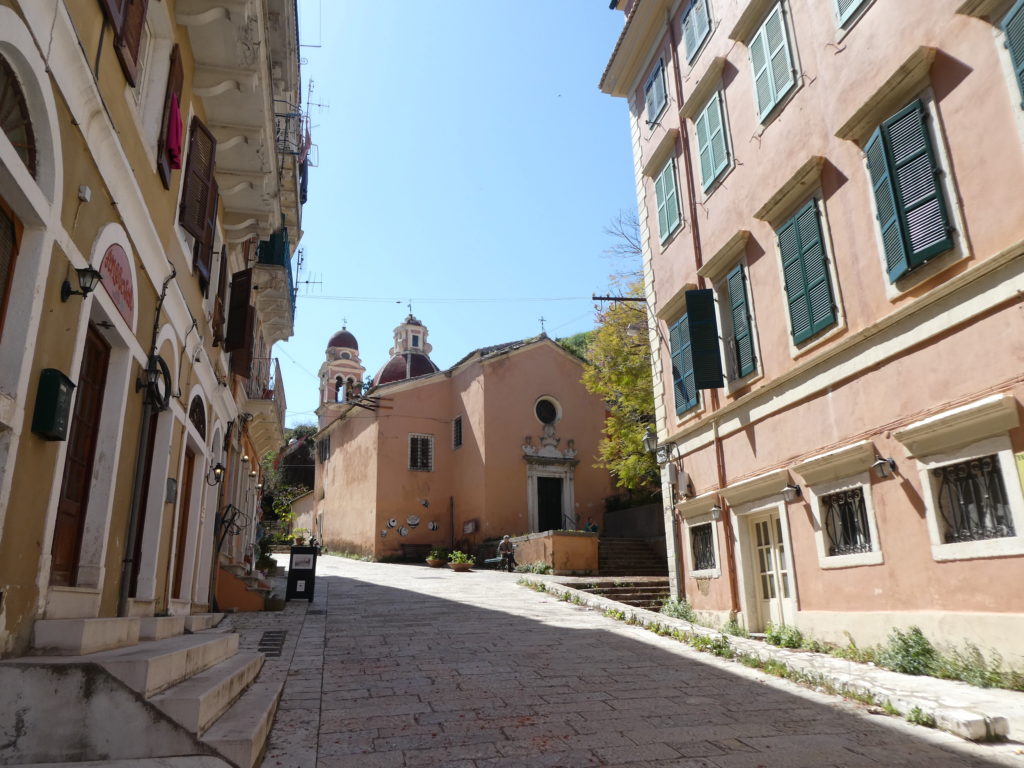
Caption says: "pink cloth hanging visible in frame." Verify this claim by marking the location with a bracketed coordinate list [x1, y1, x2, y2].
[168, 93, 183, 169]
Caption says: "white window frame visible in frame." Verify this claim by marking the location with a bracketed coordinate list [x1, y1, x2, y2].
[806, 471, 884, 569]
[409, 433, 434, 472]
[644, 59, 668, 127]
[694, 90, 731, 192]
[748, 1, 797, 122]
[917, 435, 1024, 562]
[835, 0, 869, 28]
[685, 512, 721, 579]
[654, 156, 682, 243]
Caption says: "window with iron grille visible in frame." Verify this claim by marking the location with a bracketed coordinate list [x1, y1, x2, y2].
[0, 55, 36, 177]
[453, 416, 463, 449]
[933, 454, 1014, 543]
[690, 523, 716, 571]
[0, 199, 20, 340]
[821, 487, 872, 556]
[409, 434, 433, 471]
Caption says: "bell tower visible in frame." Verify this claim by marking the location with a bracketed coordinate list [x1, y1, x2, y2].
[317, 326, 366, 427]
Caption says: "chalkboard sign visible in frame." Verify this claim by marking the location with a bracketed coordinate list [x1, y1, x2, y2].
[286, 545, 318, 602]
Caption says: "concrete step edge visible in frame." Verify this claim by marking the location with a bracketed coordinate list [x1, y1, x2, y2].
[150, 651, 265, 734]
[32, 617, 141, 656]
[203, 680, 284, 768]
[93, 632, 241, 697]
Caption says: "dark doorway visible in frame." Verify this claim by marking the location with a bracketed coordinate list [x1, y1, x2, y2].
[172, 447, 196, 600]
[51, 324, 110, 586]
[537, 476, 562, 532]
[129, 412, 160, 597]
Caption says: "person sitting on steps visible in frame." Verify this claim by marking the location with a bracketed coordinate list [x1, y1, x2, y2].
[497, 535, 517, 572]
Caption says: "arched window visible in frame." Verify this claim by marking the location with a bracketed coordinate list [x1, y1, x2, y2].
[0, 55, 36, 177]
[0, 198, 20, 338]
[188, 395, 206, 440]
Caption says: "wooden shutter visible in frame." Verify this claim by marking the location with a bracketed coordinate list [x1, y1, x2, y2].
[98, 0, 129, 37]
[157, 45, 183, 189]
[686, 289, 724, 389]
[1005, 0, 1024, 107]
[779, 200, 836, 343]
[882, 101, 952, 269]
[864, 126, 908, 281]
[750, 18, 773, 116]
[194, 179, 218, 296]
[645, 62, 666, 122]
[836, 0, 865, 25]
[697, 93, 728, 189]
[115, 0, 149, 87]
[655, 159, 680, 242]
[224, 269, 252, 352]
[179, 117, 217, 240]
[683, 0, 710, 62]
[230, 306, 256, 378]
[212, 246, 228, 345]
[751, 3, 794, 118]
[795, 201, 836, 337]
[726, 264, 755, 377]
[670, 316, 698, 415]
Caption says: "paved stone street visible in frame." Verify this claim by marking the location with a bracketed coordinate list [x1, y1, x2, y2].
[222, 556, 1024, 767]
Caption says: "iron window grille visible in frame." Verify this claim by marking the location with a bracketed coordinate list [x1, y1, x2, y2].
[690, 523, 716, 571]
[933, 454, 1014, 543]
[409, 434, 433, 471]
[453, 416, 463, 449]
[317, 436, 330, 464]
[822, 487, 872, 556]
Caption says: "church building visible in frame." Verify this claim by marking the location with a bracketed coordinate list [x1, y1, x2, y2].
[312, 315, 615, 559]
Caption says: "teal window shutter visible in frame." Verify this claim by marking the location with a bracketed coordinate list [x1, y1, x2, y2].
[750, 2, 795, 120]
[670, 315, 698, 414]
[682, 0, 711, 63]
[1005, 0, 1024, 107]
[866, 100, 953, 282]
[778, 200, 836, 344]
[835, 0, 866, 26]
[645, 61, 667, 124]
[695, 92, 729, 190]
[726, 264, 756, 377]
[655, 158, 681, 242]
[686, 289, 724, 389]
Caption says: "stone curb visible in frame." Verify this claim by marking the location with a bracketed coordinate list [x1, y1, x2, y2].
[526, 576, 1012, 743]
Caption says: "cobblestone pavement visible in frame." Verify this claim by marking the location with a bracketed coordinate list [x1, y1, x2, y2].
[223, 555, 1024, 767]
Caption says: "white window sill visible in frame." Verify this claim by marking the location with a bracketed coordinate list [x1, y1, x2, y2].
[818, 550, 883, 569]
[932, 536, 1024, 562]
[689, 567, 721, 579]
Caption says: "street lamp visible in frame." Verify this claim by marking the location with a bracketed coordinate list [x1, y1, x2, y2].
[61, 266, 103, 302]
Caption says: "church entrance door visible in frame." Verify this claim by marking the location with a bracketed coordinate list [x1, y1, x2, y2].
[537, 476, 563, 532]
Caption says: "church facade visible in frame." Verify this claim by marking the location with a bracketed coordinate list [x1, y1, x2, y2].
[312, 316, 615, 559]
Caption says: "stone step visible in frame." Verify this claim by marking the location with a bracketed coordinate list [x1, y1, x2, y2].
[150, 652, 265, 735]
[24, 758, 233, 767]
[90, 632, 240, 697]
[587, 588, 669, 598]
[140, 615, 187, 641]
[184, 613, 225, 633]
[32, 617, 140, 655]
[202, 680, 283, 768]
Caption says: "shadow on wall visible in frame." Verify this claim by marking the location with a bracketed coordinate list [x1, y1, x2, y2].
[284, 563, 1015, 767]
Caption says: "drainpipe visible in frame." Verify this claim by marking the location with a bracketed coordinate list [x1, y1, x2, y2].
[664, 11, 737, 612]
[118, 269, 176, 617]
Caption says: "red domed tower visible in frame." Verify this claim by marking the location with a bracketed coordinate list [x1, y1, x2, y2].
[317, 326, 366, 427]
[373, 314, 439, 386]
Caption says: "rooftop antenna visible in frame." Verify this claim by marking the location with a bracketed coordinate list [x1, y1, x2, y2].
[539, 316, 546, 334]
[293, 247, 322, 297]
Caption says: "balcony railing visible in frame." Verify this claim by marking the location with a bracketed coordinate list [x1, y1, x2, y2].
[257, 228, 295, 316]
[244, 357, 286, 429]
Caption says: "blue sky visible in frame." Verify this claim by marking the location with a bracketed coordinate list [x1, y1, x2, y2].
[280, 2, 636, 427]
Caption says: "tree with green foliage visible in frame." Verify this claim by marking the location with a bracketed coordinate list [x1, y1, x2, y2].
[582, 277, 659, 494]
[557, 330, 595, 361]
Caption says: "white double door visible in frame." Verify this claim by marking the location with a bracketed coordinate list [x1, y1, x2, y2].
[748, 511, 795, 629]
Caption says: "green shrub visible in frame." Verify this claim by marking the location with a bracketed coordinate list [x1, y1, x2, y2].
[514, 561, 552, 574]
[660, 598, 697, 622]
[878, 627, 937, 676]
[765, 622, 804, 649]
[907, 706, 936, 728]
[428, 548, 448, 560]
[448, 550, 475, 564]
[691, 633, 734, 658]
[722, 618, 749, 638]
[934, 643, 1005, 689]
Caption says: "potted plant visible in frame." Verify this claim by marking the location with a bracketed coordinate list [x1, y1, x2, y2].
[448, 550, 475, 572]
[292, 528, 309, 546]
[426, 548, 447, 568]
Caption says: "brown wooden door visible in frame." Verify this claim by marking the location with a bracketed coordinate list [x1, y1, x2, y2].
[51, 325, 110, 586]
[129, 412, 160, 597]
[172, 447, 195, 599]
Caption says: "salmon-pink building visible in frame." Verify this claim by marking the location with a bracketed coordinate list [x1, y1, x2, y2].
[313, 316, 615, 560]
[602, 0, 1024, 661]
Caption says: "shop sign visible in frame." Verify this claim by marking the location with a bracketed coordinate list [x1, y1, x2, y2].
[99, 244, 134, 326]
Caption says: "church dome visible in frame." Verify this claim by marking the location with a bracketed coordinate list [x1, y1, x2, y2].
[328, 327, 359, 350]
[374, 352, 439, 386]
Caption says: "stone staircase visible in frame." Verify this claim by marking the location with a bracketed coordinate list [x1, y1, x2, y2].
[598, 537, 669, 576]
[575, 578, 671, 610]
[0, 613, 282, 767]
[217, 555, 273, 612]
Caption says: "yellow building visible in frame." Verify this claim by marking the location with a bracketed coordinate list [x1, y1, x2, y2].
[0, 0, 303, 659]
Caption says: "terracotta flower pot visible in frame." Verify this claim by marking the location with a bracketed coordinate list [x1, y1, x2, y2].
[425, 558, 445, 568]
[448, 562, 473, 572]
